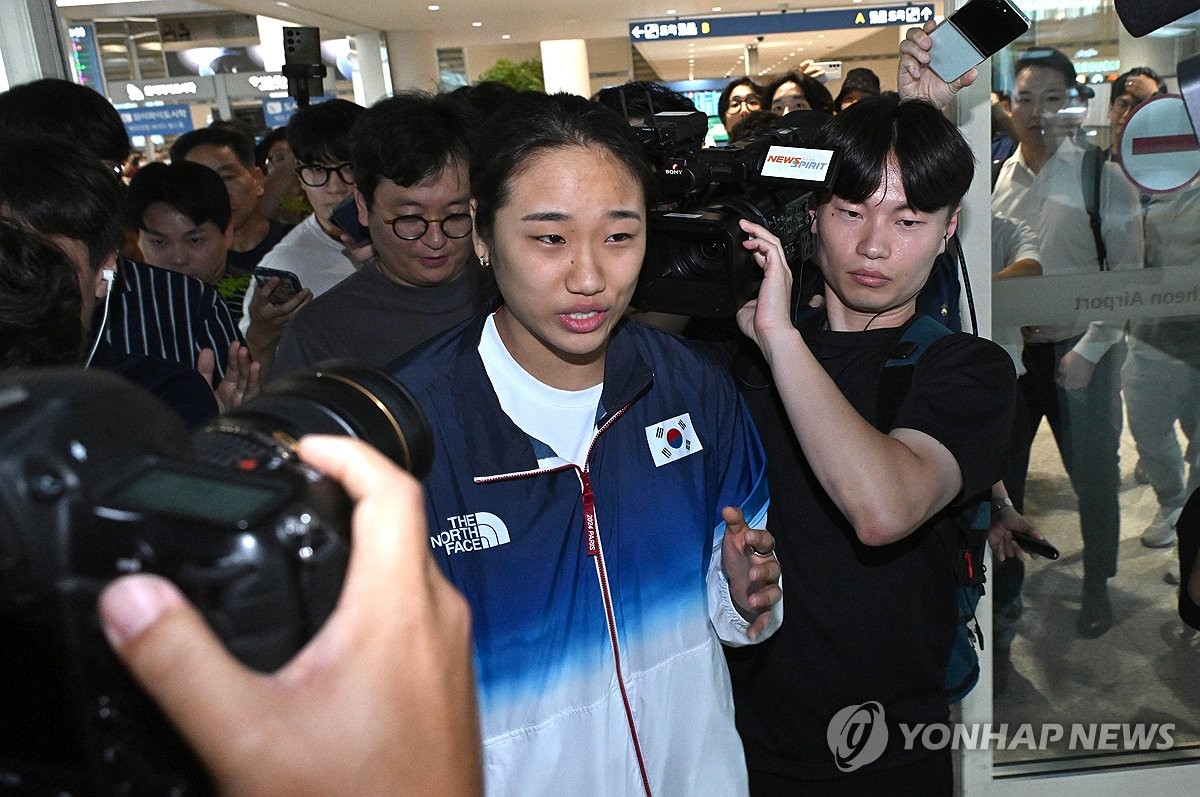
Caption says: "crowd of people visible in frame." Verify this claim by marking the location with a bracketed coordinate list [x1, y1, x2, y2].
[1, 17, 1197, 797]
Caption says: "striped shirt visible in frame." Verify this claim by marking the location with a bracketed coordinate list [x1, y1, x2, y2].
[102, 256, 243, 380]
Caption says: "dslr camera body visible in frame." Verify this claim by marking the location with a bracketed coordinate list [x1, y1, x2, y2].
[0, 364, 430, 794]
[632, 108, 840, 318]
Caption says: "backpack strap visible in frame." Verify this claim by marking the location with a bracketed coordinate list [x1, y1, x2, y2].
[875, 315, 954, 431]
[1080, 145, 1108, 270]
[874, 314, 989, 703]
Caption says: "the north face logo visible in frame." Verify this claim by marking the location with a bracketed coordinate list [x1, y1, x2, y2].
[431, 512, 511, 555]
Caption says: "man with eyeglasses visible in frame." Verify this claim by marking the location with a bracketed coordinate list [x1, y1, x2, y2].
[242, 99, 366, 379]
[991, 48, 1144, 638]
[273, 91, 495, 380]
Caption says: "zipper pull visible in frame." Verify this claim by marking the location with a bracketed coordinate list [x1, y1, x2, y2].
[581, 470, 599, 556]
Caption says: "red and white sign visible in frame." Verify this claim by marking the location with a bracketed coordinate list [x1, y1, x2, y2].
[1118, 94, 1200, 194]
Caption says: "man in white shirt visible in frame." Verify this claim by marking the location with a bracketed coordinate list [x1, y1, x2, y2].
[241, 100, 367, 379]
[992, 47, 1144, 638]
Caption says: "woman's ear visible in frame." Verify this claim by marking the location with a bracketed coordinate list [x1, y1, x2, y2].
[470, 199, 490, 263]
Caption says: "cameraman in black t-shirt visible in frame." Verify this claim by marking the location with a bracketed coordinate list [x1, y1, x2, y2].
[725, 88, 1016, 792]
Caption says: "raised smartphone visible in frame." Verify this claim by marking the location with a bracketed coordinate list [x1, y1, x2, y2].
[253, 266, 303, 305]
[329, 195, 372, 248]
[1011, 530, 1060, 561]
[928, 0, 1031, 83]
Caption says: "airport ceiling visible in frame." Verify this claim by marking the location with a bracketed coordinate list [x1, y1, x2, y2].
[57, 0, 913, 83]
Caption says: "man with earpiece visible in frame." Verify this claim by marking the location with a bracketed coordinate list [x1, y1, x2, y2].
[724, 92, 1015, 794]
[0, 133, 226, 428]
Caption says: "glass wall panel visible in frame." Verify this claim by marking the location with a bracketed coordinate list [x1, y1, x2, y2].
[989, 0, 1200, 775]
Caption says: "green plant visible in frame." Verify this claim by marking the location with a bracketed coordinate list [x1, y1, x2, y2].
[478, 58, 545, 92]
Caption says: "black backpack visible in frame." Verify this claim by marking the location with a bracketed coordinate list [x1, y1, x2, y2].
[874, 314, 989, 704]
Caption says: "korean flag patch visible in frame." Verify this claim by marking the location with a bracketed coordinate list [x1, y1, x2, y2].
[646, 412, 703, 467]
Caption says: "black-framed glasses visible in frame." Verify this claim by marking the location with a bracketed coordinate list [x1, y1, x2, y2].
[384, 213, 473, 241]
[728, 95, 762, 111]
[296, 161, 355, 187]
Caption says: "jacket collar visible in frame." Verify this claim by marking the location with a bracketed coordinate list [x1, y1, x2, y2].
[448, 311, 654, 477]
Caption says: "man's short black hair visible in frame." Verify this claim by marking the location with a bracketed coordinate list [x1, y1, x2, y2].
[126, 161, 232, 233]
[0, 133, 125, 272]
[350, 91, 479, 208]
[0, 217, 83, 369]
[255, 127, 288, 171]
[445, 81, 520, 121]
[0, 78, 131, 165]
[169, 125, 257, 169]
[1014, 47, 1078, 91]
[765, 72, 836, 115]
[1110, 66, 1167, 106]
[817, 94, 974, 213]
[287, 98, 365, 166]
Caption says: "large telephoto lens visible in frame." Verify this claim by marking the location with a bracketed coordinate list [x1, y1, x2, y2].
[209, 362, 433, 478]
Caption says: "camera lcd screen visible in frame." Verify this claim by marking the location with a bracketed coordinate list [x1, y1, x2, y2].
[109, 469, 286, 526]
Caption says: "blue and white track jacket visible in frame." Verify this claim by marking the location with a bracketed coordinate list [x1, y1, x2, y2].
[391, 314, 775, 796]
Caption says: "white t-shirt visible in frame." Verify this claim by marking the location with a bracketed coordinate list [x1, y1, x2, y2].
[992, 138, 1142, 362]
[477, 313, 601, 467]
[239, 213, 360, 334]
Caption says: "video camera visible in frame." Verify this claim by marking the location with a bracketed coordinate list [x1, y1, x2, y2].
[0, 364, 430, 794]
[632, 108, 840, 318]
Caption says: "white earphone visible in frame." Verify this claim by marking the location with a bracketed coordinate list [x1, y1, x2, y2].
[83, 267, 117, 368]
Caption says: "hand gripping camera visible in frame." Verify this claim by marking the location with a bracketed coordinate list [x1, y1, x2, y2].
[632, 108, 840, 318]
[0, 363, 430, 795]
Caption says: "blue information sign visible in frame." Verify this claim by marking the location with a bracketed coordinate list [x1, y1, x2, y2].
[119, 105, 194, 138]
[262, 96, 333, 129]
[630, 5, 935, 41]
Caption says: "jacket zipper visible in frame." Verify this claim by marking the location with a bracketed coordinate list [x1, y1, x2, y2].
[475, 401, 653, 796]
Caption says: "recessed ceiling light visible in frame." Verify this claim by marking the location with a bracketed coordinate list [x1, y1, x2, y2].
[472, 21, 482, 26]
[667, 9, 677, 15]
[712, 6, 722, 10]
[501, 34, 511, 39]
[276, 1, 289, 6]
[427, 4, 439, 10]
